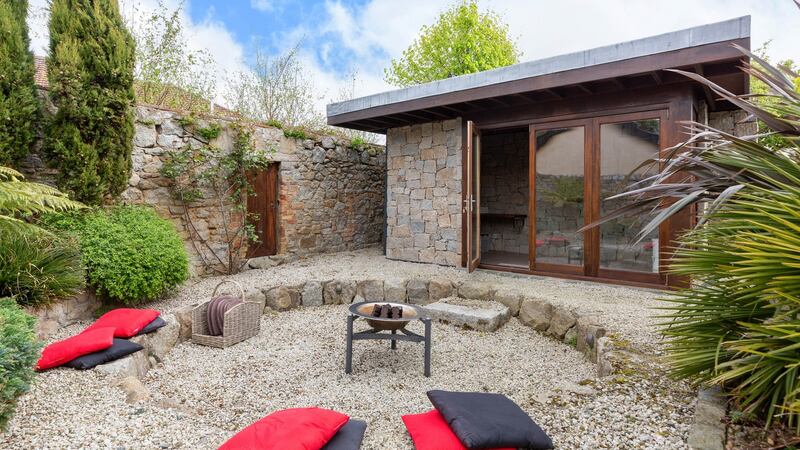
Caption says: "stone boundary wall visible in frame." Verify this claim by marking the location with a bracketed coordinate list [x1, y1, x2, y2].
[23, 105, 387, 275]
[171, 276, 620, 377]
[385, 119, 462, 266]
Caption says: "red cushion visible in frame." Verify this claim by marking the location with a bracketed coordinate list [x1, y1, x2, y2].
[402, 410, 515, 450]
[83, 308, 161, 338]
[36, 327, 116, 371]
[218, 407, 350, 450]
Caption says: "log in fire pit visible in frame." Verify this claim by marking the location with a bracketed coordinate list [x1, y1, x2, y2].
[346, 302, 432, 377]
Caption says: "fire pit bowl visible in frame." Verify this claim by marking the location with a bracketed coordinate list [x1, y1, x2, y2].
[349, 302, 422, 331]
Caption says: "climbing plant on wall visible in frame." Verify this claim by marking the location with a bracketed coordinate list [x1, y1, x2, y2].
[45, 0, 136, 205]
[160, 119, 275, 275]
[0, 0, 40, 165]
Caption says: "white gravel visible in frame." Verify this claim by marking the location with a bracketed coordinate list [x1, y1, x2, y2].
[2, 248, 693, 449]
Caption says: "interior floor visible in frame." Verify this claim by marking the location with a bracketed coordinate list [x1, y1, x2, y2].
[481, 250, 529, 268]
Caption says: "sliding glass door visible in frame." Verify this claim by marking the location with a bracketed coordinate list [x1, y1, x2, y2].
[530, 120, 590, 275]
[528, 111, 666, 283]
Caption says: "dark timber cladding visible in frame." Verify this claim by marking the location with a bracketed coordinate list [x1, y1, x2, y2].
[326, 17, 751, 289]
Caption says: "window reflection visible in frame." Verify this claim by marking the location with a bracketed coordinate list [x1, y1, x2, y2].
[599, 119, 660, 273]
[535, 127, 584, 266]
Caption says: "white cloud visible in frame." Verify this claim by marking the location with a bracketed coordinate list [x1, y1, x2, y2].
[311, 0, 800, 102]
[26, 0, 248, 105]
[25, 0, 800, 124]
[250, 0, 271, 12]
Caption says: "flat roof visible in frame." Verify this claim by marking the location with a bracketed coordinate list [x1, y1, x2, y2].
[327, 16, 750, 129]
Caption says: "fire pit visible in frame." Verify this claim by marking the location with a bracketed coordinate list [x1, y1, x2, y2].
[346, 302, 432, 377]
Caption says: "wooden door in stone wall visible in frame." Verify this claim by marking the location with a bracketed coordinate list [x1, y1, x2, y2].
[246, 163, 279, 258]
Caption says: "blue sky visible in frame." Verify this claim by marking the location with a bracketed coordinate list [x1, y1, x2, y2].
[28, 0, 800, 114]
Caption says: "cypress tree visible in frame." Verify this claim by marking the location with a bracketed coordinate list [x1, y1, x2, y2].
[46, 0, 135, 204]
[0, 0, 40, 165]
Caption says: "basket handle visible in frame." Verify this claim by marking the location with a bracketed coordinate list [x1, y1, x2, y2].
[212, 279, 246, 300]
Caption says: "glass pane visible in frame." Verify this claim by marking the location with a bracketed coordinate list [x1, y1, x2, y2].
[535, 127, 584, 266]
[471, 131, 480, 262]
[600, 119, 660, 273]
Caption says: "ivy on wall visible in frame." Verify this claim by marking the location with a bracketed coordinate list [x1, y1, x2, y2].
[160, 118, 275, 275]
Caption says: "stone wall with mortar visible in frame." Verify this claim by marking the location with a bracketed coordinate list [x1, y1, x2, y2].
[708, 109, 756, 136]
[91, 106, 384, 274]
[385, 119, 462, 266]
[21, 105, 386, 275]
[480, 130, 529, 254]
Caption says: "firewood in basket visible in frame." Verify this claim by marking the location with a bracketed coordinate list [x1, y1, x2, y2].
[372, 305, 382, 317]
[391, 306, 401, 319]
[379, 304, 390, 318]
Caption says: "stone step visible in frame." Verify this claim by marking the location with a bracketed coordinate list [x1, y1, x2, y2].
[423, 298, 511, 332]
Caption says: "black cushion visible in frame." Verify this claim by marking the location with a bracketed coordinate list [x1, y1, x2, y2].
[427, 390, 553, 449]
[64, 338, 144, 370]
[322, 419, 367, 450]
[136, 316, 167, 335]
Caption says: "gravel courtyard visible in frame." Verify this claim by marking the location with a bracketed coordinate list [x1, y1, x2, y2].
[2, 249, 695, 449]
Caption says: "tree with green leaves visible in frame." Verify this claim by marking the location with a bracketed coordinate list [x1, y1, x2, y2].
[0, 0, 40, 165]
[384, 0, 520, 87]
[45, 0, 136, 205]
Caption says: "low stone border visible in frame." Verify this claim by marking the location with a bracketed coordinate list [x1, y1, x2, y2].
[25, 289, 102, 339]
[172, 278, 618, 377]
[687, 387, 727, 450]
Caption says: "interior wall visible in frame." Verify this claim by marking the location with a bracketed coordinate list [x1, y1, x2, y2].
[480, 129, 529, 255]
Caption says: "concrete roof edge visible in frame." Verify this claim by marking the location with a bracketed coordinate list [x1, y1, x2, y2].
[326, 16, 750, 118]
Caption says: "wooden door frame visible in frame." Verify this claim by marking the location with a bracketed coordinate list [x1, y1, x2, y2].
[461, 84, 695, 288]
[529, 118, 593, 276]
[591, 110, 669, 285]
[465, 120, 481, 272]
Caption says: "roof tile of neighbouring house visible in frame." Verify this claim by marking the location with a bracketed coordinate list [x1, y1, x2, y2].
[326, 16, 751, 124]
[34, 56, 48, 89]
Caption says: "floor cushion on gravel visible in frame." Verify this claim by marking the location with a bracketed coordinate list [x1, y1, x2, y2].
[36, 327, 116, 371]
[218, 407, 350, 450]
[83, 308, 161, 338]
[402, 410, 515, 450]
[207, 295, 242, 336]
[322, 419, 367, 450]
[64, 338, 144, 370]
[427, 390, 553, 450]
[136, 316, 167, 335]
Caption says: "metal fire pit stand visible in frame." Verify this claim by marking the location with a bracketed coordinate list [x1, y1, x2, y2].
[345, 312, 432, 377]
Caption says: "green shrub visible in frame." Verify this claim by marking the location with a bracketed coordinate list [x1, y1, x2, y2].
[45, 206, 189, 305]
[349, 136, 366, 151]
[0, 229, 83, 307]
[283, 128, 308, 140]
[0, 297, 40, 430]
[196, 123, 221, 141]
[265, 119, 283, 129]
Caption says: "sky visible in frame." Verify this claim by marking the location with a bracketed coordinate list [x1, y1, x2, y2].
[26, 0, 800, 116]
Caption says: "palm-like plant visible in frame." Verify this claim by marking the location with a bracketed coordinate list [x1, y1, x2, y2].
[589, 43, 800, 428]
[0, 166, 84, 233]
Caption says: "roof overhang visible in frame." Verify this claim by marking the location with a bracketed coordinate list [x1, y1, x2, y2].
[327, 16, 750, 133]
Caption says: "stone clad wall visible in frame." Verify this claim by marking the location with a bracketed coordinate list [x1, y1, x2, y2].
[385, 119, 462, 266]
[480, 130, 529, 254]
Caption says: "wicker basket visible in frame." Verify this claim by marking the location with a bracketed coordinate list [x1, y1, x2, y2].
[192, 279, 261, 348]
